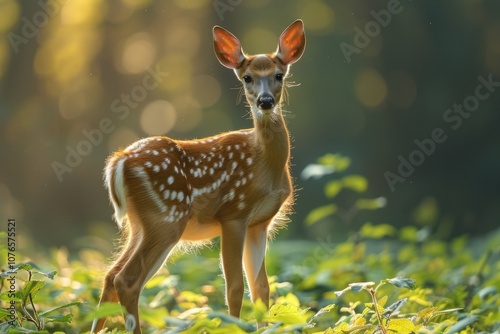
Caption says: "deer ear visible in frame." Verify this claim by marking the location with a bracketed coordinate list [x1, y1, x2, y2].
[276, 19, 306, 65]
[213, 26, 245, 69]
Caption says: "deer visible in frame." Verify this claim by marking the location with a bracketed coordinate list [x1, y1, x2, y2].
[91, 19, 305, 333]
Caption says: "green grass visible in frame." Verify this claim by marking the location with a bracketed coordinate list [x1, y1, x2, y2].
[1, 226, 499, 333]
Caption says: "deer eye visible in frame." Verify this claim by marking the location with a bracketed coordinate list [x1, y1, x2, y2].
[243, 75, 252, 83]
[276, 73, 284, 82]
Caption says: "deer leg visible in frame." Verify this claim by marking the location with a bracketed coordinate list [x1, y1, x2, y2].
[243, 224, 269, 308]
[113, 221, 181, 334]
[91, 228, 141, 333]
[220, 221, 247, 318]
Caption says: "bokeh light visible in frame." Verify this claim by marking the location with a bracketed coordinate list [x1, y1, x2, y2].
[242, 28, 276, 54]
[172, 95, 203, 133]
[2, 0, 499, 250]
[121, 0, 153, 10]
[485, 22, 500, 74]
[164, 20, 200, 59]
[190, 75, 221, 108]
[108, 127, 139, 152]
[243, 0, 270, 8]
[355, 68, 387, 108]
[158, 54, 193, 93]
[296, 0, 335, 33]
[174, 0, 210, 10]
[140, 100, 177, 135]
[61, 0, 107, 26]
[120, 33, 157, 74]
[58, 76, 103, 119]
[0, 0, 20, 32]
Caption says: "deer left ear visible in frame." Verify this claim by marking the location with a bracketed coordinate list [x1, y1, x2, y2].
[276, 19, 306, 66]
[213, 26, 246, 69]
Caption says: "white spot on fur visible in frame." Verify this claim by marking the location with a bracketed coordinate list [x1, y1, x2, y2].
[133, 166, 167, 213]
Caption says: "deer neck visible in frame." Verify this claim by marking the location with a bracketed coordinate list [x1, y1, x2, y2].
[252, 106, 290, 176]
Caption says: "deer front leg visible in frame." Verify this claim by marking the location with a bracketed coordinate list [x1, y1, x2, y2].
[220, 221, 247, 317]
[243, 223, 269, 308]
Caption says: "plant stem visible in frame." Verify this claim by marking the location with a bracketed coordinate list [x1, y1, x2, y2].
[369, 288, 387, 334]
[29, 293, 41, 329]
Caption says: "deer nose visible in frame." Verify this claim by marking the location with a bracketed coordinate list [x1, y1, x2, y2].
[257, 94, 275, 110]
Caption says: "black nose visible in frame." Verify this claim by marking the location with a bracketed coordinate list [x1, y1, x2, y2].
[257, 94, 275, 110]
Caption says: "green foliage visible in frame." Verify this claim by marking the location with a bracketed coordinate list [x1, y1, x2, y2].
[0, 262, 81, 333]
[0, 226, 498, 333]
[303, 153, 386, 226]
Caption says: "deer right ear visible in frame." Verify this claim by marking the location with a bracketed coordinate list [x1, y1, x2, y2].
[276, 19, 306, 65]
[213, 26, 245, 69]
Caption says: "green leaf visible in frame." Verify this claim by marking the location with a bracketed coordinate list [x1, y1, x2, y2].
[317, 153, 351, 172]
[360, 223, 396, 239]
[84, 302, 125, 322]
[411, 197, 438, 226]
[333, 286, 351, 297]
[305, 204, 337, 225]
[21, 280, 45, 305]
[477, 286, 497, 300]
[17, 263, 35, 271]
[341, 175, 368, 193]
[253, 298, 268, 323]
[312, 304, 335, 319]
[1, 263, 34, 278]
[444, 315, 478, 334]
[417, 306, 438, 320]
[140, 306, 169, 328]
[324, 180, 343, 198]
[385, 277, 416, 290]
[349, 281, 375, 294]
[43, 313, 74, 324]
[0, 307, 11, 318]
[399, 226, 418, 242]
[35, 270, 57, 280]
[387, 318, 415, 333]
[38, 301, 82, 317]
[265, 302, 309, 324]
[382, 298, 408, 319]
[355, 197, 387, 210]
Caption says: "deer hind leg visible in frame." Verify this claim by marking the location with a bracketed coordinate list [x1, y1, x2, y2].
[243, 223, 269, 308]
[91, 224, 141, 333]
[113, 214, 184, 334]
[220, 220, 247, 318]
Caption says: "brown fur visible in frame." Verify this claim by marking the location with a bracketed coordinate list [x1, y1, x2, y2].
[92, 20, 305, 334]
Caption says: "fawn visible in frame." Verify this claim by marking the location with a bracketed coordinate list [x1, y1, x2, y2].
[91, 20, 305, 333]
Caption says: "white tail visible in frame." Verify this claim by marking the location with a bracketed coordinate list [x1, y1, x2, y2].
[91, 20, 305, 334]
